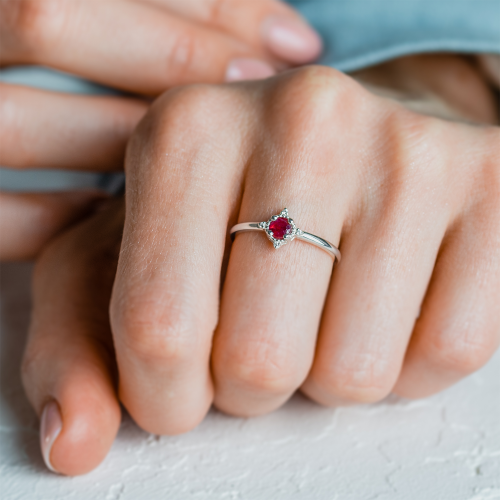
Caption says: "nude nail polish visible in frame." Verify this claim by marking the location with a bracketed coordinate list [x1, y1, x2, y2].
[40, 400, 62, 473]
[225, 58, 276, 82]
[262, 15, 323, 63]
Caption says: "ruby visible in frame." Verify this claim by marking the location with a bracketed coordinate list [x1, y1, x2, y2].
[269, 217, 292, 240]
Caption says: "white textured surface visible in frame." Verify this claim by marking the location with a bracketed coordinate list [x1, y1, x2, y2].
[1, 262, 499, 500]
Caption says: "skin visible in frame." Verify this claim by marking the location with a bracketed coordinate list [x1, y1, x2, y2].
[0, 0, 321, 259]
[0, 190, 108, 260]
[22, 65, 500, 475]
[4, 0, 495, 478]
[352, 54, 499, 125]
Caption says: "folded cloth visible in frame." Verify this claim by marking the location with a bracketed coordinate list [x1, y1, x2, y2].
[288, 0, 500, 72]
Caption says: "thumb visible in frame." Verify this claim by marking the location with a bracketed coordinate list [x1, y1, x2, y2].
[22, 200, 124, 475]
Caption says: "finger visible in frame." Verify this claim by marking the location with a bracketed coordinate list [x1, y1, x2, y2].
[110, 85, 250, 435]
[352, 55, 499, 125]
[212, 70, 351, 417]
[145, 0, 322, 64]
[0, 83, 146, 170]
[212, 201, 336, 417]
[5, 0, 275, 93]
[301, 118, 451, 406]
[302, 217, 446, 406]
[22, 200, 124, 475]
[0, 190, 108, 261]
[394, 202, 500, 398]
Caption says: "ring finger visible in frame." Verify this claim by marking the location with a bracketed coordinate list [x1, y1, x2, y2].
[212, 127, 348, 416]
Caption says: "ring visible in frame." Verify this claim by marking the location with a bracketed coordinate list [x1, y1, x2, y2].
[230, 208, 341, 262]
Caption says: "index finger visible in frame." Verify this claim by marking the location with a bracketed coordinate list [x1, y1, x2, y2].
[4, 0, 274, 94]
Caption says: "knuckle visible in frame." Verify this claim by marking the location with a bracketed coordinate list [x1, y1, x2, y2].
[263, 67, 363, 182]
[271, 66, 356, 127]
[130, 84, 238, 175]
[285, 65, 348, 96]
[165, 29, 199, 84]
[145, 84, 227, 141]
[162, 84, 223, 122]
[113, 300, 200, 365]
[389, 114, 431, 176]
[425, 331, 496, 375]
[220, 338, 300, 395]
[206, 0, 230, 24]
[314, 352, 395, 403]
[12, 0, 67, 53]
[377, 112, 450, 206]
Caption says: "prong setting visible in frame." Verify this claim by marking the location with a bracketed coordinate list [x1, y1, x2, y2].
[259, 208, 301, 249]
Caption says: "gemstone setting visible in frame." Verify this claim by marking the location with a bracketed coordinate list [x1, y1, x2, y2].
[259, 208, 300, 249]
[269, 217, 292, 240]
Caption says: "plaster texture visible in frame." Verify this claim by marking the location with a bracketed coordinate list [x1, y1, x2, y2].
[1, 262, 499, 500]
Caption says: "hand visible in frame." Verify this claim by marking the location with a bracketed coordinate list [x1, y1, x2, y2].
[351, 54, 499, 125]
[22, 67, 500, 475]
[0, 0, 321, 172]
[0, 0, 320, 258]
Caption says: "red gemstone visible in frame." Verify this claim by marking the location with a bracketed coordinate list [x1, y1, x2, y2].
[269, 217, 292, 240]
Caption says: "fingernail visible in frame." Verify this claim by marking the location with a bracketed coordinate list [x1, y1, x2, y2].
[40, 400, 62, 473]
[262, 15, 322, 63]
[225, 58, 276, 82]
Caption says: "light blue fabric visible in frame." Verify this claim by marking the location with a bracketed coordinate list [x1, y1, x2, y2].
[288, 0, 500, 72]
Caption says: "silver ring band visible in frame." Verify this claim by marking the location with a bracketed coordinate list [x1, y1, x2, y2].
[230, 208, 341, 263]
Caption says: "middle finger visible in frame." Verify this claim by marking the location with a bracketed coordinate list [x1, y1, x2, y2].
[212, 75, 354, 415]
[0, 83, 146, 170]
